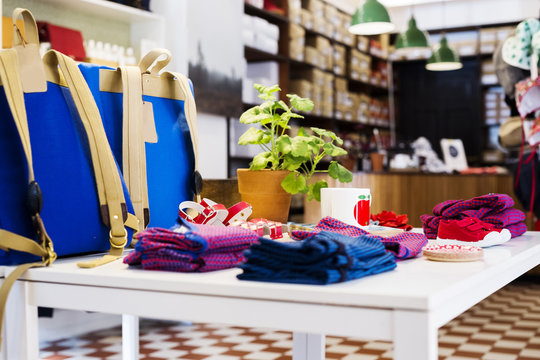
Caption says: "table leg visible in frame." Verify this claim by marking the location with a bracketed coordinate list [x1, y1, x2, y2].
[393, 310, 437, 360]
[5, 281, 39, 360]
[122, 314, 139, 360]
[292, 332, 325, 360]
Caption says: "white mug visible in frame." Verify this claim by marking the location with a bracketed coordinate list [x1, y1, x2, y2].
[321, 188, 371, 227]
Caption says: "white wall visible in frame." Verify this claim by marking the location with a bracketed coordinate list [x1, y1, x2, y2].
[197, 113, 228, 179]
[150, 0, 189, 74]
[151, 0, 237, 179]
[388, 0, 539, 31]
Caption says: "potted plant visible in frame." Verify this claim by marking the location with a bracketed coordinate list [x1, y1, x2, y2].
[237, 84, 353, 222]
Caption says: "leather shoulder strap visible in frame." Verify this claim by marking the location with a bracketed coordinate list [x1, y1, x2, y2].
[43, 50, 135, 267]
[119, 66, 148, 231]
[0, 49, 56, 350]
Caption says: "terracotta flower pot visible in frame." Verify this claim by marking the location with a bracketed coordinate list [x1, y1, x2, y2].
[237, 169, 291, 223]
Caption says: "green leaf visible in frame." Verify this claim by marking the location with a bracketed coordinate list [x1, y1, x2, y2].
[276, 135, 292, 155]
[287, 94, 314, 112]
[258, 100, 275, 114]
[238, 127, 267, 145]
[281, 154, 304, 171]
[287, 112, 304, 119]
[297, 127, 309, 137]
[281, 172, 307, 194]
[260, 113, 281, 126]
[290, 136, 310, 157]
[307, 140, 321, 154]
[309, 180, 328, 202]
[328, 161, 353, 182]
[255, 84, 280, 101]
[254, 83, 280, 95]
[260, 133, 272, 144]
[239, 107, 272, 124]
[280, 111, 302, 124]
[311, 127, 337, 140]
[323, 143, 348, 157]
[250, 152, 272, 170]
[276, 100, 290, 112]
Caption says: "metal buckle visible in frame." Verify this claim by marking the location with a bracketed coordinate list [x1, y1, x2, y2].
[109, 229, 128, 249]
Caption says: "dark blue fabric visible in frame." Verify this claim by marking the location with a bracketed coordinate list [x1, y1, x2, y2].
[237, 232, 396, 285]
[0, 81, 134, 265]
[79, 63, 195, 229]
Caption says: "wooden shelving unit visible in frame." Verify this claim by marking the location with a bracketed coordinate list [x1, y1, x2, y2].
[232, 1, 393, 177]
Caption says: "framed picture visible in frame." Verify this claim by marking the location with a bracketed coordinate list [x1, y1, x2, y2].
[440, 138, 468, 171]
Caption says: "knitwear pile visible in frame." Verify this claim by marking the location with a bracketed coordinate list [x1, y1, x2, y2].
[292, 217, 428, 259]
[421, 193, 527, 239]
[124, 219, 259, 272]
[238, 231, 396, 285]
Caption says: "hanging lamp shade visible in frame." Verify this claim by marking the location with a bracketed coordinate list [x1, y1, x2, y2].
[426, 35, 463, 71]
[395, 16, 429, 50]
[349, 0, 395, 35]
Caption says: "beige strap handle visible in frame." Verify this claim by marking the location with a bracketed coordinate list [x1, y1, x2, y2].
[164, 70, 200, 203]
[119, 66, 148, 231]
[0, 49, 56, 350]
[42, 50, 134, 267]
[12, 8, 39, 46]
[165, 71, 199, 172]
[139, 48, 172, 76]
[119, 49, 199, 230]
[11, 8, 47, 93]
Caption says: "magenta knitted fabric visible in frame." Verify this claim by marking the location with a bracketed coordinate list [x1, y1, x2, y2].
[124, 221, 259, 272]
[291, 217, 428, 259]
[420, 193, 527, 239]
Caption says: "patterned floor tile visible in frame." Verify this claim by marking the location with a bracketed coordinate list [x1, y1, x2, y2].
[39, 280, 540, 360]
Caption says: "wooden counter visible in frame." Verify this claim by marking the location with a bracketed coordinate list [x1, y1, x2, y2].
[304, 172, 525, 227]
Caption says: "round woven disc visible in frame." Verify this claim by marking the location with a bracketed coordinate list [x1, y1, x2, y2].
[423, 244, 483, 262]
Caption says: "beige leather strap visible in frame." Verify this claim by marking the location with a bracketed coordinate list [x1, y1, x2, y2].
[138, 48, 172, 76]
[0, 230, 49, 256]
[11, 8, 39, 46]
[119, 66, 148, 232]
[163, 70, 200, 202]
[0, 261, 46, 347]
[0, 49, 56, 350]
[42, 50, 131, 267]
[11, 8, 47, 93]
[0, 49, 33, 180]
[165, 71, 199, 172]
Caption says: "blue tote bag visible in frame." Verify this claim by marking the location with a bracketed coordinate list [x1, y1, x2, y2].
[79, 49, 199, 231]
[0, 9, 137, 268]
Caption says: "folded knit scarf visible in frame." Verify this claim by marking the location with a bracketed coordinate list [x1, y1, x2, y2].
[292, 217, 428, 259]
[238, 231, 396, 285]
[124, 220, 259, 272]
[420, 193, 527, 239]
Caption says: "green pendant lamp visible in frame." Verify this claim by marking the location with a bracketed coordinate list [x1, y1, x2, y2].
[349, 0, 395, 35]
[426, 35, 463, 71]
[395, 16, 429, 50]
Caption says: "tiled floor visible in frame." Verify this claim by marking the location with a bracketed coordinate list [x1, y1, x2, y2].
[40, 279, 540, 360]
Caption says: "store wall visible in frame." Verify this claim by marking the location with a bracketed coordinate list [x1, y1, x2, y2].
[152, 0, 243, 179]
[388, 0, 539, 31]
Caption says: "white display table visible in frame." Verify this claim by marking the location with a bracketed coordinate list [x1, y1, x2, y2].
[4, 233, 540, 360]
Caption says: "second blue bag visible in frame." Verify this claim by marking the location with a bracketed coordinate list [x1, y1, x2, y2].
[79, 50, 199, 231]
